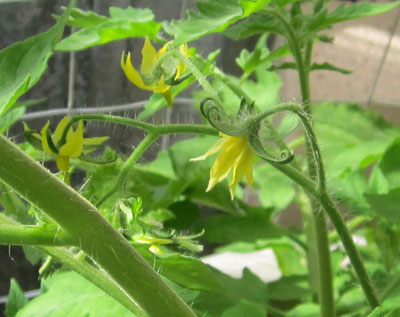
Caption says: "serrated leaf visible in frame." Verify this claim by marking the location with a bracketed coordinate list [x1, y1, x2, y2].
[365, 189, 400, 224]
[377, 138, 400, 189]
[17, 272, 133, 317]
[236, 34, 290, 76]
[64, 7, 108, 27]
[269, 62, 297, 71]
[0, 106, 25, 133]
[164, 0, 270, 45]
[286, 303, 320, 317]
[0, 1, 73, 118]
[303, 2, 400, 33]
[221, 300, 266, 317]
[109, 7, 154, 21]
[223, 11, 285, 40]
[192, 268, 269, 316]
[254, 163, 295, 211]
[56, 20, 160, 51]
[310, 62, 352, 74]
[56, 6, 160, 51]
[5, 279, 28, 317]
[200, 203, 283, 244]
[135, 245, 222, 292]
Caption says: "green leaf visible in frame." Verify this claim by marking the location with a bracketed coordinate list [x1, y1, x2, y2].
[0, 106, 25, 133]
[377, 138, 400, 189]
[314, 102, 400, 176]
[268, 62, 297, 71]
[286, 303, 320, 317]
[164, 0, 270, 45]
[192, 268, 269, 316]
[365, 189, 400, 224]
[64, 7, 108, 27]
[135, 245, 222, 292]
[236, 34, 290, 76]
[17, 272, 132, 317]
[5, 279, 28, 317]
[223, 11, 285, 40]
[56, 7, 161, 51]
[267, 275, 310, 301]
[0, 2, 73, 118]
[200, 203, 283, 244]
[303, 2, 400, 33]
[310, 62, 352, 74]
[254, 163, 295, 211]
[109, 7, 154, 21]
[221, 300, 266, 317]
[241, 65, 282, 111]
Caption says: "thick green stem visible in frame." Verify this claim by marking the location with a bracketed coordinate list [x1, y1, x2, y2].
[0, 134, 196, 317]
[0, 213, 145, 316]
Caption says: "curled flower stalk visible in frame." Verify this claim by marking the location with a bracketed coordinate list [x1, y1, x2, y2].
[121, 38, 189, 106]
[191, 133, 254, 200]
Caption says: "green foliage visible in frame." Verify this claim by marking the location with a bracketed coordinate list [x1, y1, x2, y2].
[0, 2, 73, 118]
[2, 0, 400, 316]
[164, 0, 270, 45]
[302, 2, 400, 33]
[5, 279, 28, 317]
[56, 6, 161, 51]
[16, 272, 133, 317]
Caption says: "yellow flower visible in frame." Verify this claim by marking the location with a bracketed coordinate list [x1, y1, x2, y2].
[121, 38, 189, 106]
[25, 117, 109, 172]
[191, 133, 254, 200]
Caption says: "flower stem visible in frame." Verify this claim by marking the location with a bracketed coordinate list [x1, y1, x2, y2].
[96, 133, 158, 207]
[0, 134, 196, 317]
[170, 50, 224, 109]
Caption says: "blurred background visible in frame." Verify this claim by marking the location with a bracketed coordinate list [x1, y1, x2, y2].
[1, 0, 399, 311]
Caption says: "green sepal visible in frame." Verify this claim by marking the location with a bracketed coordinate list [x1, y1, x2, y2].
[24, 129, 43, 151]
[45, 128, 59, 155]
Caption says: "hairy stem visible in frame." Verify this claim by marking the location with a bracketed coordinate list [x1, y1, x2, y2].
[0, 212, 146, 316]
[0, 223, 75, 246]
[96, 133, 158, 207]
[0, 134, 196, 317]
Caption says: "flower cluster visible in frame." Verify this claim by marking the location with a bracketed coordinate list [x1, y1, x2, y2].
[24, 117, 108, 172]
[191, 133, 254, 200]
[121, 38, 189, 106]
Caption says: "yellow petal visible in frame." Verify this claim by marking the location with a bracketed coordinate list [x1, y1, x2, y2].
[159, 41, 169, 56]
[161, 87, 172, 106]
[59, 121, 83, 157]
[56, 155, 70, 172]
[152, 76, 170, 93]
[229, 148, 253, 199]
[176, 44, 189, 78]
[206, 141, 243, 191]
[40, 121, 54, 155]
[190, 137, 226, 161]
[121, 52, 148, 90]
[141, 38, 157, 76]
[53, 116, 70, 145]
